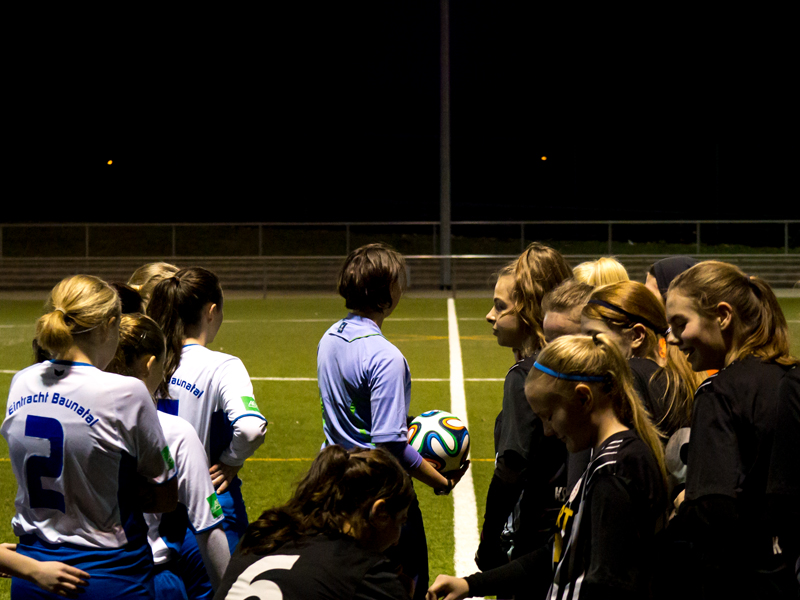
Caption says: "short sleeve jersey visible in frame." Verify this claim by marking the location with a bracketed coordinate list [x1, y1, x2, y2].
[767, 365, 800, 498]
[165, 344, 266, 466]
[214, 534, 409, 600]
[1, 360, 176, 548]
[685, 356, 790, 507]
[317, 314, 411, 448]
[146, 411, 224, 565]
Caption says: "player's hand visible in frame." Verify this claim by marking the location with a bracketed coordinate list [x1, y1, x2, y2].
[29, 562, 90, 598]
[210, 462, 242, 494]
[426, 574, 470, 600]
[445, 460, 470, 489]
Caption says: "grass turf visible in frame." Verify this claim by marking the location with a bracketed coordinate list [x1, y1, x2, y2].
[0, 294, 798, 599]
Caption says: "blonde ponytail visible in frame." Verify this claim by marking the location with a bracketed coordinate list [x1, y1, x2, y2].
[36, 275, 120, 357]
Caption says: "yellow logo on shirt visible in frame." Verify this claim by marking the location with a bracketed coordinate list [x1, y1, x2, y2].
[553, 504, 574, 563]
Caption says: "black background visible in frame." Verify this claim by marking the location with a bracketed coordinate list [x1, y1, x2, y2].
[7, 3, 796, 223]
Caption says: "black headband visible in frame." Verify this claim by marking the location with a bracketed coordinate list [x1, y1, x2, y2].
[587, 299, 667, 336]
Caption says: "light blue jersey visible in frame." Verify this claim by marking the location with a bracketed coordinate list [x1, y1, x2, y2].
[317, 314, 411, 449]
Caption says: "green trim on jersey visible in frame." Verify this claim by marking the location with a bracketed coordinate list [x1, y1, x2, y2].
[342, 333, 385, 343]
[207, 493, 223, 518]
[161, 446, 175, 470]
[241, 396, 261, 413]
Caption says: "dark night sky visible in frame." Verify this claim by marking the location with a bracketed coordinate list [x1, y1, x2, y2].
[10, 4, 797, 223]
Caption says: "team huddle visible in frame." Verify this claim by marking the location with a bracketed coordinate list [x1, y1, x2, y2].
[1, 243, 798, 599]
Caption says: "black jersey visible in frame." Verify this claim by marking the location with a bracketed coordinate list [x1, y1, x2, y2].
[468, 430, 666, 600]
[629, 357, 691, 439]
[767, 365, 800, 582]
[482, 355, 567, 564]
[677, 356, 796, 596]
[214, 534, 409, 600]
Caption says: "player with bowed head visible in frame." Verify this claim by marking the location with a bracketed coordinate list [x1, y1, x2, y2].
[317, 243, 467, 600]
[580, 280, 701, 440]
[215, 446, 414, 600]
[105, 312, 230, 600]
[1, 275, 178, 599]
[428, 333, 668, 600]
[147, 267, 267, 554]
[664, 261, 799, 598]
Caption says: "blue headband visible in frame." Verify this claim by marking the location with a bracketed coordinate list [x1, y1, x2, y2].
[533, 361, 606, 383]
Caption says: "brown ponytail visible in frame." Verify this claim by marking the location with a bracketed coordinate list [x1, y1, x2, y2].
[583, 281, 702, 432]
[669, 261, 798, 366]
[504, 242, 573, 357]
[147, 267, 223, 397]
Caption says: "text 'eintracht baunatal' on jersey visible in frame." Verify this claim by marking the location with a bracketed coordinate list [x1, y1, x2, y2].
[171, 377, 205, 398]
[8, 392, 100, 426]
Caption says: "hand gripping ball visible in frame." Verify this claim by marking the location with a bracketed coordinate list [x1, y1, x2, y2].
[407, 410, 470, 473]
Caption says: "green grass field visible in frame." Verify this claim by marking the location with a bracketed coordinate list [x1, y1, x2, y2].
[1, 293, 799, 598]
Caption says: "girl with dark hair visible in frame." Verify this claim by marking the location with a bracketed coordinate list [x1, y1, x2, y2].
[665, 260, 799, 598]
[106, 312, 230, 600]
[428, 334, 667, 600]
[215, 446, 415, 600]
[318, 243, 464, 600]
[2, 275, 177, 599]
[148, 267, 267, 554]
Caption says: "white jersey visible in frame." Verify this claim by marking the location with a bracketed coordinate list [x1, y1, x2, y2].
[146, 412, 224, 565]
[1, 360, 176, 549]
[165, 344, 266, 467]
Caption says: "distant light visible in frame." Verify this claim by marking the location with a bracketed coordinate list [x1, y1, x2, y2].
[107, 160, 113, 165]
[541, 156, 547, 161]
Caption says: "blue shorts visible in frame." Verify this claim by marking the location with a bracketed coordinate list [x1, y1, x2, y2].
[176, 528, 213, 600]
[13, 535, 155, 599]
[218, 476, 248, 554]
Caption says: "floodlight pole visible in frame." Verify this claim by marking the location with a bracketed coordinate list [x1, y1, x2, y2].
[439, 0, 452, 289]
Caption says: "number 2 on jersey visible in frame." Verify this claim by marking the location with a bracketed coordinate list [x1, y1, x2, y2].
[225, 555, 300, 600]
[25, 416, 66, 513]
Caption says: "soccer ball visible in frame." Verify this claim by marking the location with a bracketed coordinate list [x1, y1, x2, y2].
[407, 410, 470, 473]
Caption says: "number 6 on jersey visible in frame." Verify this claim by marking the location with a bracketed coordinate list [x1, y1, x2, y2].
[224, 555, 300, 600]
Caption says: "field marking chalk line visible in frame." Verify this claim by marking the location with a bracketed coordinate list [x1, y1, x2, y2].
[448, 298, 481, 583]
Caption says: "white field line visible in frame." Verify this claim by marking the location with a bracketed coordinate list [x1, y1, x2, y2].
[0, 371, 504, 382]
[447, 298, 481, 580]
[223, 317, 448, 323]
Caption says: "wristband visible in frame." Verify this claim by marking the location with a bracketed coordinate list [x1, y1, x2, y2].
[435, 478, 453, 496]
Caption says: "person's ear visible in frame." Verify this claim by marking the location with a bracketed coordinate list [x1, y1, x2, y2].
[370, 499, 390, 526]
[574, 383, 594, 411]
[131, 353, 155, 380]
[206, 303, 218, 322]
[715, 302, 734, 331]
[99, 316, 117, 341]
[145, 354, 157, 376]
[629, 323, 647, 350]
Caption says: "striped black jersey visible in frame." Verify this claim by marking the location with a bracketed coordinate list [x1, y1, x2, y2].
[547, 429, 665, 600]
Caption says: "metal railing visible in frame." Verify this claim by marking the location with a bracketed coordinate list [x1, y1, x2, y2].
[1, 220, 798, 259]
